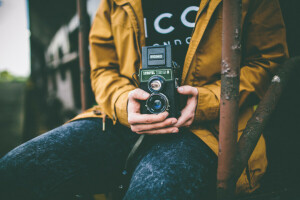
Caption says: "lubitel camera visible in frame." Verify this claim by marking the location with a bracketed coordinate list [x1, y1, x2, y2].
[139, 45, 181, 118]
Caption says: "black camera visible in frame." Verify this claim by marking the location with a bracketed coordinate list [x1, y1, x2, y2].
[139, 45, 181, 118]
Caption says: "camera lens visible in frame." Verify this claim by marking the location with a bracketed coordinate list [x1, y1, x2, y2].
[153, 100, 162, 110]
[146, 93, 169, 114]
[150, 80, 162, 92]
[148, 76, 165, 92]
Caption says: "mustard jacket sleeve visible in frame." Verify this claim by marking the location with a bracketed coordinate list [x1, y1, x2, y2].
[194, 0, 289, 122]
[90, 0, 136, 125]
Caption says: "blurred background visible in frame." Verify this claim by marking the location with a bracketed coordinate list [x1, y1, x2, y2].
[0, 0, 100, 157]
[0, 0, 300, 199]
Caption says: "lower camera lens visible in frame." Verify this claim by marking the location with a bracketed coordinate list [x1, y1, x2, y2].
[153, 100, 162, 110]
[146, 93, 169, 114]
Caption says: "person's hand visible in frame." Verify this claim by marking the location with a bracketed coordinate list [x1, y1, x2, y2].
[174, 85, 198, 128]
[127, 88, 178, 134]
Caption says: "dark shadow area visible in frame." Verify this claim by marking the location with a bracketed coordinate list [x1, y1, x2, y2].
[240, 1, 300, 199]
[0, 82, 26, 157]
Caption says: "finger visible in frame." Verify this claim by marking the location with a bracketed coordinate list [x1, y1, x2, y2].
[184, 95, 198, 112]
[174, 97, 197, 127]
[128, 88, 150, 101]
[174, 112, 192, 127]
[128, 112, 169, 125]
[128, 89, 150, 113]
[137, 127, 179, 135]
[177, 86, 198, 96]
[174, 106, 195, 127]
[131, 118, 177, 132]
[178, 118, 193, 128]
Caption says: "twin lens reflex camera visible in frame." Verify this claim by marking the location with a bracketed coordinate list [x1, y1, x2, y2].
[139, 45, 181, 118]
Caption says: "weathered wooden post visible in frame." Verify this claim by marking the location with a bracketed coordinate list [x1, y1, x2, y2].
[77, 0, 90, 111]
[217, 0, 242, 199]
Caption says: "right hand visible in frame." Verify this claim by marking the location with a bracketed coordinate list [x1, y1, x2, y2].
[127, 88, 178, 134]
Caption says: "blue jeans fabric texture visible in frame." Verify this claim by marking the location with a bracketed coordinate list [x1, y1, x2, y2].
[0, 118, 217, 200]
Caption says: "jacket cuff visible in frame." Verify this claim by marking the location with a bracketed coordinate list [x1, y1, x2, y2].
[115, 90, 131, 127]
[195, 86, 220, 122]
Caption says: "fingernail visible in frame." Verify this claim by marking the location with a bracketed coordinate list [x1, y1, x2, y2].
[172, 120, 177, 124]
[178, 87, 183, 92]
[172, 129, 178, 133]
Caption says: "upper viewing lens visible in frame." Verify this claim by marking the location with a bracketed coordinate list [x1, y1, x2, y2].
[150, 80, 162, 91]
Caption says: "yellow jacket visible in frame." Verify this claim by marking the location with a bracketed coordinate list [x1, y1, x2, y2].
[72, 0, 289, 194]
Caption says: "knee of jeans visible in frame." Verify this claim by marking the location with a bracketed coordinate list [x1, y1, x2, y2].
[124, 164, 212, 200]
[129, 160, 206, 190]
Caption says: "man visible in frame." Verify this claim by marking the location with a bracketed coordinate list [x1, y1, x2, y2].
[0, 0, 288, 199]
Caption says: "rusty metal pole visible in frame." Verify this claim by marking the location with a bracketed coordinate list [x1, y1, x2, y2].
[233, 57, 300, 182]
[217, 0, 242, 199]
[77, 0, 89, 111]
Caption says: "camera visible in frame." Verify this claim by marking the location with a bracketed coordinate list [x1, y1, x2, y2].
[139, 45, 181, 118]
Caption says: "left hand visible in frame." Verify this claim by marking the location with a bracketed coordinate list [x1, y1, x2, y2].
[174, 85, 198, 128]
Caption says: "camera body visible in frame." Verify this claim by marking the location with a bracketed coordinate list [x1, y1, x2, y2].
[139, 45, 180, 118]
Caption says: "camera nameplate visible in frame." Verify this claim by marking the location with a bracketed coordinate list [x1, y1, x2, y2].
[140, 69, 173, 82]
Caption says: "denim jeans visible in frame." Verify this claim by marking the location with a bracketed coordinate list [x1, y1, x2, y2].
[0, 118, 217, 200]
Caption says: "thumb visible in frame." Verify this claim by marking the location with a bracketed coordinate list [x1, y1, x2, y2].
[177, 86, 198, 96]
[129, 88, 150, 101]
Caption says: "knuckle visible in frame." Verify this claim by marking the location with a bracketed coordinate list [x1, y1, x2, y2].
[130, 126, 135, 132]
[135, 89, 141, 96]
[130, 89, 141, 98]
[145, 118, 152, 123]
[128, 117, 133, 124]
[193, 87, 198, 93]
[131, 126, 139, 132]
[128, 90, 134, 99]
[186, 121, 192, 126]
[165, 120, 172, 126]
[159, 115, 165, 121]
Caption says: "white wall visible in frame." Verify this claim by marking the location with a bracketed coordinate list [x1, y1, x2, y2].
[88, 0, 101, 24]
[0, 0, 30, 77]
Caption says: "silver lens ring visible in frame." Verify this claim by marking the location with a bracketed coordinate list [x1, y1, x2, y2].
[146, 93, 169, 114]
[148, 76, 165, 93]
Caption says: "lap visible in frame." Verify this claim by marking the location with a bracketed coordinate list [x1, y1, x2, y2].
[124, 131, 218, 200]
[0, 118, 138, 199]
[1, 119, 217, 200]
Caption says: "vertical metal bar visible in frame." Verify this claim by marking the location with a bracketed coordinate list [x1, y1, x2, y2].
[77, 0, 89, 111]
[217, 0, 242, 199]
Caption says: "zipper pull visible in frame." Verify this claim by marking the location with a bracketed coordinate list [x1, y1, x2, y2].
[93, 110, 106, 132]
[102, 114, 106, 132]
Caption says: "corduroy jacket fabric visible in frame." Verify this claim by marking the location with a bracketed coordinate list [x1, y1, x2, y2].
[72, 0, 289, 194]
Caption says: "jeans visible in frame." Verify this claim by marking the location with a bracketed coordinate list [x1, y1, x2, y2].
[0, 118, 217, 200]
